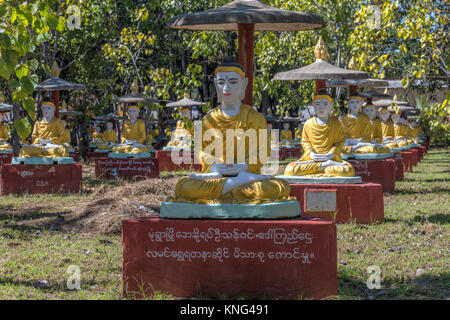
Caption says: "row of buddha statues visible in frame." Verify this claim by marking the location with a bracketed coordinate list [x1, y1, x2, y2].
[1, 57, 424, 206]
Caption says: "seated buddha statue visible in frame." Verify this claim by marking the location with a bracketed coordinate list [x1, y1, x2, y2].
[146, 124, 158, 145]
[169, 57, 291, 204]
[112, 105, 150, 154]
[19, 101, 69, 158]
[377, 107, 401, 149]
[280, 121, 294, 148]
[284, 90, 355, 177]
[294, 123, 303, 145]
[166, 107, 194, 150]
[409, 120, 424, 143]
[392, 112, 413, 147]
[340, 94, 389, 154]
[102, 121, 117, 144]
[267, 122, 279, 150]
[361, 104, 391, 153]
[0, 112, 12, 151]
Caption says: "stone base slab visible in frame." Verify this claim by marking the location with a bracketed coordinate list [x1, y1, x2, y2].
[276, 175, 362, 184]
[122, 216, 337, 299]
[160, 200, 301, 219]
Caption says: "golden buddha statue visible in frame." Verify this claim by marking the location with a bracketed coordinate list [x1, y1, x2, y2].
[0, 112, 12, 150]
[111, 105, 150, 154]
[280, 121, 294, 148]
[361, 104, 391, 153]
[340, 94, 390, 154]
[146, 124, 159, 145]
[169, 57, 291, 204]
[294, 123, 303, 144]
[166, 106, 194, 150]
[284, 90, 355, 177]
[102, 121, 117, 144]
[377, 107, 401, 149]
[391, 112, 413, 147]
[19, 101, 69, 158]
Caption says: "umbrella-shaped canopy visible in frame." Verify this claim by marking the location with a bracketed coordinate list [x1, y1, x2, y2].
[373, 99, 410, 107]
[0, 102, 13, 112]
[36, 77, 86, 92]
[59, 109, 84, 117]
[326, 79, 389, 88]
[169, 0, 325, 105]
[166, 93, 205, 108]
[169, 0, 324, 31]
[359, 89, 392, 100]
[273, 38, 368, 82]
[95, 113, 128, 121]
[113, 82, 158, 103]
[36, 62, 86, 92]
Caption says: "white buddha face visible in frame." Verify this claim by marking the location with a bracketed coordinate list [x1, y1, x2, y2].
[106, 122, 113, 131]
[283, 123, 290, 130]
[151, 110, 158, 120]
[215, 71, 248, 105]
[364, 107, 377, 120]
[128, 107, 139, 122]
[313, 98, 332, 120]
[348, 98, 363, 115]
[379, 110, 390, 122]
[192, 108, 199, 119]
[391, 114, 400, 123]
[61, 120, 67, 129]
[41, 104, 55, 122]
[267, 123, 272, 130]
[95, 126, 101, 133]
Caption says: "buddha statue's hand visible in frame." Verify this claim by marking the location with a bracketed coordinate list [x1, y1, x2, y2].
[221, 171, 272, 195]
[124, 139, 137, 145]
[189, 172, 223, 180]
[344, 138, 360, 146]
[43, 143, 61, 150]
[39, 139, 51, 145]
[210, 163, 248, 176]
[310, 152, 331, 162]
[320, 159, 346, 169]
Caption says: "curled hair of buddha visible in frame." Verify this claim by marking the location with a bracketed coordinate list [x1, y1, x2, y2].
[215, 56, 245, 78]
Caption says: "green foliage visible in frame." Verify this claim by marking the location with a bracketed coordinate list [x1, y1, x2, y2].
[417, 92, 450, 146]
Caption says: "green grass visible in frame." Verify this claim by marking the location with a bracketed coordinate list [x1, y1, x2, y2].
[0, 148, 448, 300]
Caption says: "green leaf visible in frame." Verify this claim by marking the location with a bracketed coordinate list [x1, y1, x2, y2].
[14, 117, 32, 140]
[0, 58, 12, 80]
[21, 75, 37, 94]
[15, 64, 29, 79]
[22, 96, 36, 121]
[28, 59, 38, 71]
[36, 32, 51, 43]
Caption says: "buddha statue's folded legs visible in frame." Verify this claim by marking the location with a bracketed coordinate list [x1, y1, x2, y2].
[173, 175, 291, 204]
[19, 145, 68, 157]
[285, 158, 355, 177]
[0, 141, 12, 150]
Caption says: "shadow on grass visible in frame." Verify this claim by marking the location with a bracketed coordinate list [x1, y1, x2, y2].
[339, 270, 450, 299]
[393, 187, 450, 195]
[0, 207, 70, 222]
[411, 213, 450, 225]
[0, 277, 116, 294]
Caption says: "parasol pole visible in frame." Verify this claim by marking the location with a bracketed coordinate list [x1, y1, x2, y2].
[238, 23, 255, 106]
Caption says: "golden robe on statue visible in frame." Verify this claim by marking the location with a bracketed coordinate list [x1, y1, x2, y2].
[112, 119, 149, 153]
[172, 104, 291, 204]
[0, 123, 12, 150]
[340, 113, 388, 153]
[19, 118, 68, 157]
[284, 117, 355, 177]
[102, 130, 117, 144]
[166, 119, 194, 148]
[394, 123, 413, 147]
[379, 120, 400, 149]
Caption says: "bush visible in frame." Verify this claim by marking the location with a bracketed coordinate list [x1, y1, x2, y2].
[416, 93, 450, 147]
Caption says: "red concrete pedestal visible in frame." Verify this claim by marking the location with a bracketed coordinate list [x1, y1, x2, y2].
[69, 152, 79, 162]
[394, 156, 404, 181]
[279, 147, 302, 161]
[410, 148, 419, 167]
[95, 157, 159, 180]
[0, 153, 13, 166]
[418, 146, 426, 161]
[0, 163, 82, 195]
[347, 158, 396, 193]
[155, 150, 201, 172]
[289, 183, 384, 224]
[86, 151, 108, 164]
[401, 151, 413, 172]
[122, 216, 337, 300]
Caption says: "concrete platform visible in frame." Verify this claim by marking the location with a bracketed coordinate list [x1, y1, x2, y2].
[347, 158, 396, 193]
[122, 216, 337, 299]
[12, 157, 74, 165]
[0, 163, 82, 195]
[94, 157, 159, 180]
[275, 175, 362, 184]
[289, 182, 384, 224]
[341, 153, 393, 160]
[160, 200, 301, 219]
